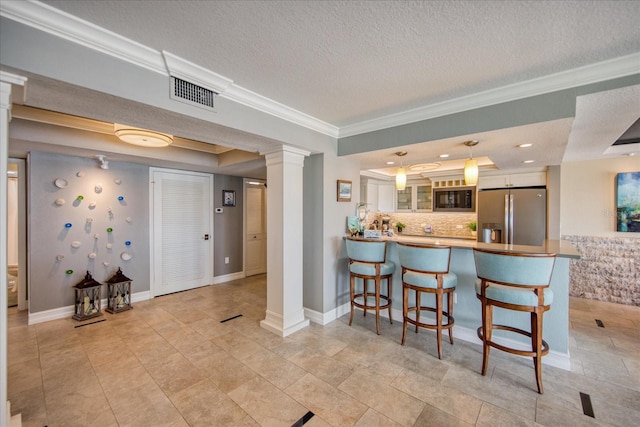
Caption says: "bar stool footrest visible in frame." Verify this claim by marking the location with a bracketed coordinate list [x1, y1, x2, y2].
[477, 324, 550, 358]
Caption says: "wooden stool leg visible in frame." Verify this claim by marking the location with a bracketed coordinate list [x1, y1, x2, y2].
[375, 277, 381, 335]
[349, 275, 355, 326]
[532, 310, 544, 394]
[387, 276, 393, 324]
[436, 289, 443, 359]
[415, 290, 421, 333]
[481, 300, 493, 376]
[448, 289, 454, 344]
[401, 284, 408, 345]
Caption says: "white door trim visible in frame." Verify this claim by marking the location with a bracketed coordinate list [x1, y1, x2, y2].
[149, 167, 214, 297]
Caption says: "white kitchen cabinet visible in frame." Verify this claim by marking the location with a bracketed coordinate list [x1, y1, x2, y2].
[364, 180, 395, 213]
[396, 181, 432, 212]
[478, 171, 546, 189]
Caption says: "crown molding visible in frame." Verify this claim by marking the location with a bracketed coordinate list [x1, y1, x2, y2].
[339, 53, 640, 138]
[2, 2, 637, 143]
[0, 0, 167, 75]
[0, 0, 339, 139]
[222, 85, 339, 138]
[162, 50, 233, 94]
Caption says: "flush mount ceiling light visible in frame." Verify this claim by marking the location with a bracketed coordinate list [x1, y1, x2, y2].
[395, 151, 407, 190]
[114, 124, 173, 147]
[518, 143, 533, 148]
[409, 163, 441, 172]
[463, 140, 479, 186]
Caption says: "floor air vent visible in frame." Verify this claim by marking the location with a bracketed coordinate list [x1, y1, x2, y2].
[170, 77, 216, 110]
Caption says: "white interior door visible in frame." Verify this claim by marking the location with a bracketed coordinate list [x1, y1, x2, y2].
[151, 168, 213, 296]
[245, 181, 266, 276]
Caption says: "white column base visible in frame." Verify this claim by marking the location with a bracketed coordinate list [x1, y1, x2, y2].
[260, 310, 310, 337]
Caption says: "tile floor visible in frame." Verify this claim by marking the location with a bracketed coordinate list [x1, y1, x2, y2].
[7, 274, 640, 426]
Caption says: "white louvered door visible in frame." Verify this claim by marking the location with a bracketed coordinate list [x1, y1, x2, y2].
[151, 168, 213, 296]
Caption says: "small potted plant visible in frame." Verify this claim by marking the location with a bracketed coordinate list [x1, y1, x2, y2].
[467, 221, 477, 237]
[396, 222, 406, 233]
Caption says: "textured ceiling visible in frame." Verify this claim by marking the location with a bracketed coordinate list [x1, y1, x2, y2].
[3, 0, 637, 176]
[41, 0, 640, 127]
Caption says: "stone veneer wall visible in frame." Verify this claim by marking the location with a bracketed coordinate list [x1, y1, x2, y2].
[367, 212, 477, 239]
[563, 235, 640, 306]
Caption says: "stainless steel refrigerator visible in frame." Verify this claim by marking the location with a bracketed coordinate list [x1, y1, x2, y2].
[477, 187, 547, 246]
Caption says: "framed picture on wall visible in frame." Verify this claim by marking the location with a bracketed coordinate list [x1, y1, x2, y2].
[337, 180, 352, 202]
[616, 171, 640, 232]
[222, 190, 236, 207]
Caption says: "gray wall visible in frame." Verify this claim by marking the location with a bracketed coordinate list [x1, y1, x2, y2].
[28, 151, 150, 313]
[213, 174, 244, 275]
[303, 154, 324, 312]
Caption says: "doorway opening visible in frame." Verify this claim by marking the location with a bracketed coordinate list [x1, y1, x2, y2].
[7, 158, 26, 310]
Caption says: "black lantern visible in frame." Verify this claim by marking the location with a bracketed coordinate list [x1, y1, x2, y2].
[106, 267, 133, 314]
[73, 271, 103, 321]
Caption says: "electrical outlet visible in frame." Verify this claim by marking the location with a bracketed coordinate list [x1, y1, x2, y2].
[224, 257, 229, 264]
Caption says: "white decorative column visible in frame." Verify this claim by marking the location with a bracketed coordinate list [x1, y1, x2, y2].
[260, 145, 310, 337]
[1, 71, 26, 427]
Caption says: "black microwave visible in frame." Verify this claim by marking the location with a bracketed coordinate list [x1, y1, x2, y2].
[433, 187, 476, 212]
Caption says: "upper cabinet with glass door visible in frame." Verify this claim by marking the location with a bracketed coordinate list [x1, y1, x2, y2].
[396, 180, 432, 212]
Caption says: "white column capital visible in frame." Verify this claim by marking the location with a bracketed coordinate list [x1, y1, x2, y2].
[261, 145, 310, 167]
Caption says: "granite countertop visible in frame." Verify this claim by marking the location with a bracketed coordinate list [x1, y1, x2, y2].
[346, 234, 581, 259]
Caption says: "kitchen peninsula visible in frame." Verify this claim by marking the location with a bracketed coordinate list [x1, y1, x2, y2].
[344, 235, 580, 370]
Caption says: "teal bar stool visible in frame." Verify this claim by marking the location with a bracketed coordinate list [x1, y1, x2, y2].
[345, 237, 395, 335]
[473, 248, 556, 394]
[397, 242, 457, 359]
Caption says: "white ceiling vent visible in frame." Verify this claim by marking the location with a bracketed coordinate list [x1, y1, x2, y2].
[170, 77, 217, 111]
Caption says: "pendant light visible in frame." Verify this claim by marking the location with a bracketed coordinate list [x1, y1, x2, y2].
[395, 151, 407, 190]
[463, 140, 479, 186]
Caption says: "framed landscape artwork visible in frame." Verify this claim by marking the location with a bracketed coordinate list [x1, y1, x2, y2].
[616, 171, 640, 232]
[337, 180, 352, 202]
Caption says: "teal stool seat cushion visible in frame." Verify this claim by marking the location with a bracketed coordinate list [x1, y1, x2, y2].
[350, 261, 396, 276]
[475, 279, 553, 306]
[404, 272, 457, 289]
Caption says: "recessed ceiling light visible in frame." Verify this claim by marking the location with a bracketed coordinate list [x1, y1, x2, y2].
[439, 154, 449, 158]
[386, 161, 395, 165]
[522, 160, 535, 164]
[518, 143, 533, 148]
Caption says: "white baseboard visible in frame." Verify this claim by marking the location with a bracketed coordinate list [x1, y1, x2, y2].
[28, 290, 152, 325]
[326, 302, 571, 371]
[212, 271, 245, 284]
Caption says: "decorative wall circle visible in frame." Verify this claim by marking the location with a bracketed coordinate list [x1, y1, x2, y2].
[118, 196, 124, 201]
[103, 261, 110, 266]
[126, 217, 133, 223]
[95, 184, 103, 193]
[56, 255, 64, 261]
[54, 198, 65, 206]
[114, 178, 122, 185]
[76, 195, 84, 201]
[107, 227, 113, 233]
[71, 241, 81, 248]
[54, 178, 68, 188]
[120, 252, 132, 261]
[76, 171, 84, 177]
[88, 252, 97, 259]
[89, 201, 97, 209]
[93, 233, 100, 239]
[125, 241, 131, 246]
[65, 269, 74, 275]
[64, 223, 72, 228]
[106, 243, 113, 249]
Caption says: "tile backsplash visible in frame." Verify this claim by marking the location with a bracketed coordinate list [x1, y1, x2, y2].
[367, 212, 477, 238]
